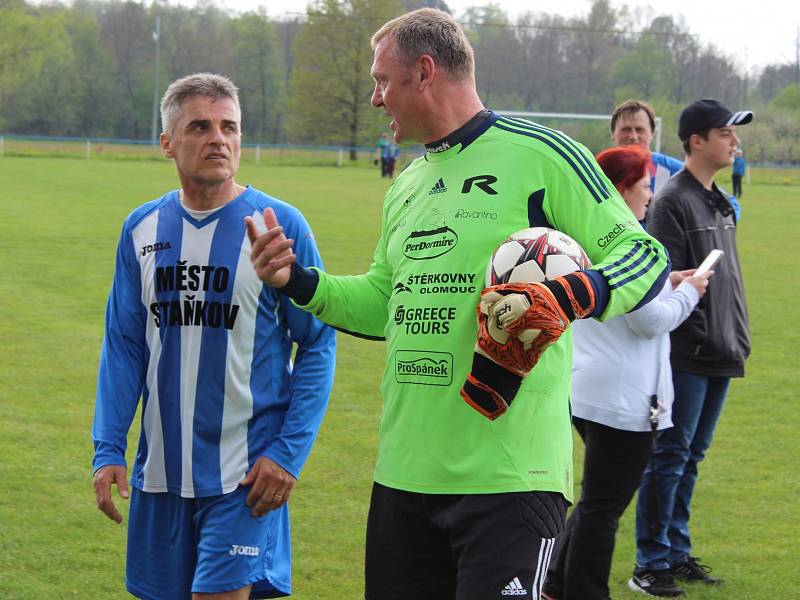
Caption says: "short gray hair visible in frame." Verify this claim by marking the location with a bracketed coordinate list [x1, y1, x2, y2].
[160, 73, 240, 135]
[371, 9, 474, 81]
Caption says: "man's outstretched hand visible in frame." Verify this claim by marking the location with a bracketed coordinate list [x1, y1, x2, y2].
[93, 465, 129, 524]
[246, 207, 296, 288]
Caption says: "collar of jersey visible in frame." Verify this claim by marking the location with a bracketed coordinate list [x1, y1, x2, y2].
[174, 185, 253, 227]
[425, 142, 462, 162]
[424, 110, 497, 163]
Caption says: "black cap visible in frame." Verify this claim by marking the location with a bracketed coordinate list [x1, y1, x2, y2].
[678, 99, 753, 141]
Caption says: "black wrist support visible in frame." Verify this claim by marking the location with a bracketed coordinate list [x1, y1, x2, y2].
[280, 262, 319, 305]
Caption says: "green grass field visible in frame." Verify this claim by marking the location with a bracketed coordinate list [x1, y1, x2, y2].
[0, 157, 797, 599]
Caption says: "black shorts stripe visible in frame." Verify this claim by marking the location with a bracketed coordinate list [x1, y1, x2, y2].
[532, 537, 556, 596]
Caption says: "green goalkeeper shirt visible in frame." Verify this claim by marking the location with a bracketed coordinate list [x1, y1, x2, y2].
[301, 112, 668, 498]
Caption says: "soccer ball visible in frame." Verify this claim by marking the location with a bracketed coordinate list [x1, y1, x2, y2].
[485, 227, 591, 286]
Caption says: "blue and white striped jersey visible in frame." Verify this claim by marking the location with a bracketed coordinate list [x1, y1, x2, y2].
[92, 187, 336, 498]
[650, 152, 683, 193]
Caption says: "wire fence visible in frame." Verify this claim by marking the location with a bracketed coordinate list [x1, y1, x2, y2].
[0, 134, 424, 168]
[2, 134, 799, 186]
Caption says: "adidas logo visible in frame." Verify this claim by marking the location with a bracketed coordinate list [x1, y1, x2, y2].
[428, 178, 447, 195]
[501, 577, 527, 596]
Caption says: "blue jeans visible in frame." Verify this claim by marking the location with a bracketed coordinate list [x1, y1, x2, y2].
[635, 371, 730, 570]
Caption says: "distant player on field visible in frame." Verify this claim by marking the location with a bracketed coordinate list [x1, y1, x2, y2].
[247, 10, 669, 600]
[611, 99, 683, 195]
[732, 147, 746, 197]
[91, 73, 336, 599]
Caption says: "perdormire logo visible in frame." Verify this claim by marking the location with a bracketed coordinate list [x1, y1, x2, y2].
[395, 350, 453, 386]
[403, 209, 459, 260]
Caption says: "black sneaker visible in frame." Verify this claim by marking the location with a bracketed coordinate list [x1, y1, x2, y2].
[628, 567, 685, 597]
[671, 556, 723, 585]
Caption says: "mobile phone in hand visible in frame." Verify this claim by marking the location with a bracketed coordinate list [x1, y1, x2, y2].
[695, 249, 723, 276]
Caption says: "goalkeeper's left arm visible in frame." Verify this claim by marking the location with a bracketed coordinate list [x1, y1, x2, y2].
[461, 270, 607, 420]
[460, 139, 669, 419]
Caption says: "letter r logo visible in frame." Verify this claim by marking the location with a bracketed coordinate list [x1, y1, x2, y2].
[462, 175, 498, 195]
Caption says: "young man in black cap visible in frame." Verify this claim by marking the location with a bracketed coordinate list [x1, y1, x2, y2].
[629, 99, 753, 597]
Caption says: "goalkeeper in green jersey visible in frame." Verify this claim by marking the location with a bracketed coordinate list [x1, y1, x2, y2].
[246, 8, 669, 600]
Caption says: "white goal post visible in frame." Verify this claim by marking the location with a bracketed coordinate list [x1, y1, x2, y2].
[498, 111, 663, 154]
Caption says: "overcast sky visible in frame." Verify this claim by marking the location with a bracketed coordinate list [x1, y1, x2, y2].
[216, 0, 798, 72]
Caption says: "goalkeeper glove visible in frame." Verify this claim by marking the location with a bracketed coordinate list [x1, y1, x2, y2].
[460, 272, 597, 420]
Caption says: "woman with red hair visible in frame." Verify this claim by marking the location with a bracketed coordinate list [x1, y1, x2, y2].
[596, 145, 654, 221]
[543, 146, 711, 600]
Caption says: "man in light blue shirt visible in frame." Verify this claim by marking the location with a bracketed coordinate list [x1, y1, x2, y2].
[611, 99, 683, 194]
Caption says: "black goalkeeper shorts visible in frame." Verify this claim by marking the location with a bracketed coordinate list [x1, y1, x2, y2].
[364, 482, 567, 600]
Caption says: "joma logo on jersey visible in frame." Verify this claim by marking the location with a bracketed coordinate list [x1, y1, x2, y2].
[141, 241, 172, 256]
[229, 544, 259, 557]
[395, 350, 453, 386]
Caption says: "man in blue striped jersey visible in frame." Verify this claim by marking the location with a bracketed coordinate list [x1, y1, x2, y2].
[91, 73, 336, 599]
[611, 99, 683, 195]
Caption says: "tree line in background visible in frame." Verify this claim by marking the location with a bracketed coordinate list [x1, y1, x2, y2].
[2, 0, 799, 162]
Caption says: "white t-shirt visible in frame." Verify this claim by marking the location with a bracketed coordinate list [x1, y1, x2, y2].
[571, 279, 700, 432]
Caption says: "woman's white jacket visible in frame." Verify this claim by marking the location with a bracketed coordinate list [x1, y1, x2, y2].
[571, 279, 700, 432]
